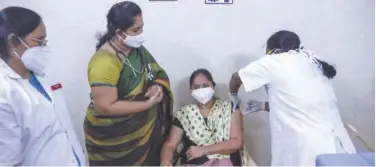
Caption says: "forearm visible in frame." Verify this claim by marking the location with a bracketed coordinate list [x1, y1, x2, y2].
[160, 144, 175, 165]
[99, 100, 151, 116]
[203, 138, 243, 155]
[229, 72, 243, 94]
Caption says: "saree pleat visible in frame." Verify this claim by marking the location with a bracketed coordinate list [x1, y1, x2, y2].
[84, 46, 173, 166]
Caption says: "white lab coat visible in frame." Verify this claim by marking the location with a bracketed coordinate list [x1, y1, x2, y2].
[238, 52, 356, 166]
[0, 60, 86, 166]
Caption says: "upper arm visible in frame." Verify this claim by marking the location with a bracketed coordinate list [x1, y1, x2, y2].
[237, 56, 277, 92]
[230, 109, 243, 142]
[164, 124, 184, 149]
[88, 52, 122, 110]
[0, 92, 22, 165]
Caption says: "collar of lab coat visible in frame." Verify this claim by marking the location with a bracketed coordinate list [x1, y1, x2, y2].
[0, 59, 45, 79]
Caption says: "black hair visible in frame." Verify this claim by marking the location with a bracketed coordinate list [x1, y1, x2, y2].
[0, 7, 42, 61]
[266, 30, 337, 79]
[96, 1, 142, 50]
[189, 68, 216, 88]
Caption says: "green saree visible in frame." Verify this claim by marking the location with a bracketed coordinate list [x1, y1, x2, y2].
[84, 46, 173, 166]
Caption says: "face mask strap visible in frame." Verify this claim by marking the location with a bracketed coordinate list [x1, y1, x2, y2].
[114, 28, 126, 42]
[117, 33, 126, 42]
[12, 50, 20, 59]
[123, 31, 144, 38]
[266, 49, 273, 55]
[122, 31, 129, 38]
[116, 29, 145, 48]
[267, 49, 281, 55]
[17, 36, 30, 49]
[11, 36, 29, 59]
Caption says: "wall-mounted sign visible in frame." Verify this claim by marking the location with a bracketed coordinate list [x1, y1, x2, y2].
[205, 0, 233, 4]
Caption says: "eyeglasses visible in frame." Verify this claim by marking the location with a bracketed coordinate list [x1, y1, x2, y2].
[28, 37, 48, 46]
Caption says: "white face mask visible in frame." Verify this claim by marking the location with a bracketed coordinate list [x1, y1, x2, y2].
[191, 87, 215, 104]
[14, 41, 51, 75]
[119, 32, 145, 48]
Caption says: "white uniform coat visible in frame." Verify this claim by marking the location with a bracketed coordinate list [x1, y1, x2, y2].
[238, 52, 356, 166]
[0, 60, 86, 166]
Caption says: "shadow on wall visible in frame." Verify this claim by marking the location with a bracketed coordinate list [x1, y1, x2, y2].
[228, 53, 262, 72]
[227, 53, 269, 103]
[226, 53, 272, 166]
[243, 111, 272, 166]
[173, 76, 194, 110]
[214, 82, 230, 101]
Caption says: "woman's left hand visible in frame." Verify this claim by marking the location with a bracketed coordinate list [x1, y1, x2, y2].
[145, 85, 163, 97]
[186, 146, 207, 160]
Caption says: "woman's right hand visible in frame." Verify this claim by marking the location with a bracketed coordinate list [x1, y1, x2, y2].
[146, 87, 163, 107]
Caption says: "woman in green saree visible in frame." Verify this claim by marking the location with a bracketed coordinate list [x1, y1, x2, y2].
[84, 1, 173, 166]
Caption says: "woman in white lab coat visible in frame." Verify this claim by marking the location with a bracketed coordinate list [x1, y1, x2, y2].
[229, 30, 356, 166]
[0, 7, 85, 165]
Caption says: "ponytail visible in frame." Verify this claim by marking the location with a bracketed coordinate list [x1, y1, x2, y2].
[95, 24, 115, 50]
[267, 30, 337, 79]
[317, 59, 337, 79]
[96, 1, 142, 50]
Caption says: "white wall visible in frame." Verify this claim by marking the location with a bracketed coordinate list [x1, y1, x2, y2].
[1, 0, 374, 160]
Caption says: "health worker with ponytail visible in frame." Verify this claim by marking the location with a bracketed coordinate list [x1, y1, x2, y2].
[228, 30, 356, 166]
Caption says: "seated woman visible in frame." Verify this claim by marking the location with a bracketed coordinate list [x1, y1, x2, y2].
[160, 69, 254, 166]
